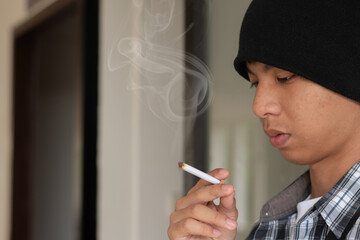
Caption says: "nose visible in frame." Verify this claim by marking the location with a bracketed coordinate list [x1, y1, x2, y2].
[252, 83, 281, 119]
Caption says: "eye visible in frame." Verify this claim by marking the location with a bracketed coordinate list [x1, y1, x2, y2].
[250, 81, 258, 88]
[277, 75, 295, 82]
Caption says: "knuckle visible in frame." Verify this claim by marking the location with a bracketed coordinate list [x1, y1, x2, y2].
[167, 226, 171, 236]
[175, 198, 181, 207]
[175, 198, 183, 210]
[191, 189, 201, 200]
[190, 204, 203, 216]
[167, 226, 174, 239]
[169, 211, 176, 223]
[186, 187, 193, 195]
[182, 218, 193, 230]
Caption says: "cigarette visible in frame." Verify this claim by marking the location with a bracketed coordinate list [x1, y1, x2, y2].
[178, 162, 225, 184]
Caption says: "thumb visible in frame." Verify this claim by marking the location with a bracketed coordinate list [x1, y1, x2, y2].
[218, 191, 238, 220]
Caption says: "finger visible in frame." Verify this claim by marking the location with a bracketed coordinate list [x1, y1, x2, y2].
[188, 168, 230, 194]
[218, 192, 238, 220]
[170, 204, 238, 231]
[176, 184, 234, 210]
[168, 218, 222, 239]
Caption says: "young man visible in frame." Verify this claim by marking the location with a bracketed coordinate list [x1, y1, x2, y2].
[168, 1, 360, 239]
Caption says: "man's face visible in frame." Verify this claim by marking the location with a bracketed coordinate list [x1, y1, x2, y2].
[246, 61, 360, 167]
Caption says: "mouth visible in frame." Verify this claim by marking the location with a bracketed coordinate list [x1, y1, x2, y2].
[265, 129, 291, 148]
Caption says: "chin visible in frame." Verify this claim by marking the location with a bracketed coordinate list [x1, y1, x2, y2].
[280, 149, 312, 165]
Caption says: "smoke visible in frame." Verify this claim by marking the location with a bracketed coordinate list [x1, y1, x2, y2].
[107, 0, 212, 123]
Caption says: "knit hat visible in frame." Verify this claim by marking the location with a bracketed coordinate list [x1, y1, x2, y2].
[233, 0, 360, 102]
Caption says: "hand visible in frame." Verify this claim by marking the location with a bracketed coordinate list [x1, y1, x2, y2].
[168, 168, 238, 239]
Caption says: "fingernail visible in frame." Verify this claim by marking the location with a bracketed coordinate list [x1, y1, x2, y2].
[213, 229, 221, 237]
[226, 218, 237, 229]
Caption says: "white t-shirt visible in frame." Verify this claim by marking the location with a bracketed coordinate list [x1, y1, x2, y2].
[296, 195, 322, 222]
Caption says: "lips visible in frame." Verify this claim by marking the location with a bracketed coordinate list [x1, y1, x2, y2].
[265, 129, 291, 148]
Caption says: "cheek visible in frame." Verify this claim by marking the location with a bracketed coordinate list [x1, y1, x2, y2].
[286, 86, 334, 145]
[280, 108, 330, 164]
[279, 81, 360, 163]
[288, 86, 356, 153]
[289, 96, 322, 133]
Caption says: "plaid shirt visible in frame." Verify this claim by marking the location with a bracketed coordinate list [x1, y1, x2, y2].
[246, 161, 360, 239]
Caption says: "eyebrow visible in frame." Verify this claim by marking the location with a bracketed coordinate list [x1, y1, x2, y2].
[246, 63, 274, 76]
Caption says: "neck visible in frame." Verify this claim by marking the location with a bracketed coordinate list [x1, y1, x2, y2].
[309, 148, 360, 199]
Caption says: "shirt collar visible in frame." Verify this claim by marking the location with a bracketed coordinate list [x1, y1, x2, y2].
[259, 160, 360, 239]
[259, 171, 311, 222]
[315, 160, 360, 238]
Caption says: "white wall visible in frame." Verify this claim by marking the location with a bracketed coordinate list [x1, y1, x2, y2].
[98, 0, 184, 239]
[0, 1, 26, 240]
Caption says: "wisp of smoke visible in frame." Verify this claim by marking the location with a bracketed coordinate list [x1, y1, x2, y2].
[107, 0, 212, 123]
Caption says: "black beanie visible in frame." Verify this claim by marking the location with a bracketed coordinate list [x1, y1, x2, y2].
[234, 0, 360, 102]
